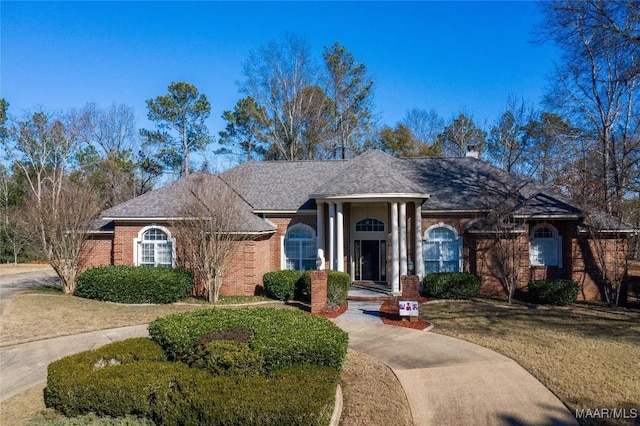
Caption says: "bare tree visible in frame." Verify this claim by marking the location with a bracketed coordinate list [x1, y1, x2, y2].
[581, 212, 631, 307]
[0, 166, 33, 264]
[438, 113, 486, 157]
[173, 174, 253, 303]
[401, 108, 444, 156]
[540, 0, 640, 216]
[240, 33, 322, 160]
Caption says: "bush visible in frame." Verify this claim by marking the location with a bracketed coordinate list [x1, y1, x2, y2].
[262, 270, 304, 301]
[148, 307, 348, 372]
[295, 271, 312, 302]
[75, 265, 192, 304]
[44, 338, 167, 417]
[327, 270, 350, 306]
[188, 340, 264, 377]
[44, 339, 339, 425]
[421, 272, 481, 299]
[527, 280, 579, 306]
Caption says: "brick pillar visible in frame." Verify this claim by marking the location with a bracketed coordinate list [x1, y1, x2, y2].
[310, 271, 328, 314]
[401, 275, 420, 300]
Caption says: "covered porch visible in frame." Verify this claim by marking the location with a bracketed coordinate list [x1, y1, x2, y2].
[314, 197, 427, 295]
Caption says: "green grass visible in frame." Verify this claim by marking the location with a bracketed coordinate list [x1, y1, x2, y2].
[32, 285, 63, 294]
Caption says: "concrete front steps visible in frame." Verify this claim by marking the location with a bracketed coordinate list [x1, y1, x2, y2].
[348, 281, 394, 301]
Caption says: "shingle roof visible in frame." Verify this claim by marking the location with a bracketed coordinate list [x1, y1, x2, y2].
[96, 172, 275, 233]
[96, 150, 630, 233]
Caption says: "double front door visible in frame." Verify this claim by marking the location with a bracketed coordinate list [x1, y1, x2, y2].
[354, 240, 387, 282]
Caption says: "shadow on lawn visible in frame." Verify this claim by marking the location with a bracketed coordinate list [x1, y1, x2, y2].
[424, 300, 640, 345]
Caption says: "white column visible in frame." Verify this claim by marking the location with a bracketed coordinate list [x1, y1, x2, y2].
[328, 202, 335, 271]
[391, 202, 400, 294]
[316, 201, 325, 269]
[415, 202, 424, 279]
[400, 202, 407, 278]
[336, 202, 344, 272]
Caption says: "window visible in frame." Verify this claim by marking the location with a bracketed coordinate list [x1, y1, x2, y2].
[423, 225, 462, 273]
[529, 224, 561, 267]
[135, 227, 173, 267]
[355, 218, 385, 232]
[284, 224, 317, 271]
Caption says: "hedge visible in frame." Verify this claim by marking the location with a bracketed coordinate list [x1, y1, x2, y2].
[421, 272, 481, 299]
[75, 265, 192, 304]
[527, 280, 579, 306]
[327, 270, 350, 306]
[44, 338, 338, 425]
[148, 307, 348, 372]
[262, 270, 306, 301]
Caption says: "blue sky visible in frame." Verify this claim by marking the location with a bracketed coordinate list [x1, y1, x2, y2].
[2, 1, 558, 163]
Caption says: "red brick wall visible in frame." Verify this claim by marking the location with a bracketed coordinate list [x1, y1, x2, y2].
[81, 235, 113, 269]
[267, 215, 316, 271]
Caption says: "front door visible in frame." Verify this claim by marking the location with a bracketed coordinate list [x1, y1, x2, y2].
[355, 240, 387, 281]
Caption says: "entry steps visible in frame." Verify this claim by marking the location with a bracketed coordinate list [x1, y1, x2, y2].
[348, 281, 394, 301]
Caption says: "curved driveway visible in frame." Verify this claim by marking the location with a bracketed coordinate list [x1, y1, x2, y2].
[0, 274, 578, 425]
[0, 270, 59, 317]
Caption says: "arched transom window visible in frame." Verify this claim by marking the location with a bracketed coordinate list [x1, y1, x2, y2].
[529, 224, 561, 267]
[136, 227, 173, 267]
[423, 224, 462, 273]
[355, 218, 385, 232]
[284, 224, 317, 271]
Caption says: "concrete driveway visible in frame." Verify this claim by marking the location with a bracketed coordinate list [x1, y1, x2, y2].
[0, 270, 59, 317]
[334, 318, 578, 426]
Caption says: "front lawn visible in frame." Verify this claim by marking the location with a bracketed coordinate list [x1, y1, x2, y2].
[423, 300, 640, 425]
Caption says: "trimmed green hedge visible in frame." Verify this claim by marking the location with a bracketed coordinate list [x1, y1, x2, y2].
[44, 338, 338, 425]
[263, 270, 305, 301]
[527, 280, 579, 306]
[148, 307, 348, 372]
[327, 270, 350, 306]
[75, 265, 192, 304]
[421, 272, 481, 299]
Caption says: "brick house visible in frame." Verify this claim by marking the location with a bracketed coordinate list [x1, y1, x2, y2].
[85, 149, 633, 300]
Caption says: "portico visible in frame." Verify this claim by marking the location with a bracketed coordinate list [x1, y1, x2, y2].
[315, 197, 427, 295]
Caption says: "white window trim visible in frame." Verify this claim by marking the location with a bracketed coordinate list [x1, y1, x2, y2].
[355, 218, 385, 232]
[423, 223, 463, 273]
[133, 225, 176, 267]
[282, 223, 316, 271]
[529, 223, 562, 268]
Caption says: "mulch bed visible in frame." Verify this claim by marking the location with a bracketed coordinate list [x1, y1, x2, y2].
[379, 297, 432, 330]
[313, 303, 348, 319]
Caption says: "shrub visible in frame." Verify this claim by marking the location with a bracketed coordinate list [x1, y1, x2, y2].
[262, 270, 304, 301]
[527, 280, 579, 306]
[295, 271, 312, 302]
[44, 338, 168, 417]
[327, 270, 350, 306]
[149, 307, 348, 372]
[188, 340, 264, 377]
[421, 272, 481, 299]
[75, 265, 192, 304]
[44, 339, 338, 425]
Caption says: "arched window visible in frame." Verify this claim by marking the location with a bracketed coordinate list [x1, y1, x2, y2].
[355, 218, 385, 232]
[423, 224, 462, 273]
[284, 224, 316, 271]
[529, 224, 561, 267]
[135, 226, 174, 267]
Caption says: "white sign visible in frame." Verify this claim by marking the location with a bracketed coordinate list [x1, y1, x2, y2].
[399, 301, 419, 316]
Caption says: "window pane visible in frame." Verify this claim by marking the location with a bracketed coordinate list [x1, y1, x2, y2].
[301, 260, 316, 271]
[301, 241, 316, 259]
[287, 227, 313, 239]
[442, 260, 460, 272]
[156, 242, 172, 266]
[534, 227, 553, 239]
[141, 243, 155, 264]
[425, 261, 440, 274]
[441, 241, 459, 261]
[143, 229, 167, 241]
[423, 242, 440, 260]
[429, 228, 455, 241]
[356, 218, 384, 232]
[284, 240, 298, 258]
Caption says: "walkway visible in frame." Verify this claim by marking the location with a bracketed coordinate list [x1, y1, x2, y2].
[0, 282, 577, 425]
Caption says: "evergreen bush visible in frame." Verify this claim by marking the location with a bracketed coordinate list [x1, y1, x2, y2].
[148, 307, 348, 372]
[326, 270, 350, 306]
[75, 265, 192, 304]
[527, 280, 579, 306]
[420, 272, 481, 299]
